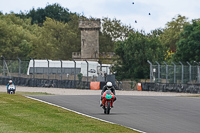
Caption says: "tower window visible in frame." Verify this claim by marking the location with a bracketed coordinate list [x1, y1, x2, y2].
[82, 39, 85, 46]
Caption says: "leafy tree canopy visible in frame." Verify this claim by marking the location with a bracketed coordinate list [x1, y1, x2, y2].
[112, 31, 166, 80]
[33, 17, 78, 60]
[101, 17, 134, 42]
[159, 14, 189, 52]
[173, 19, 200, 62]
[0, 14, 37, 59]
[16, 3, 70, 25]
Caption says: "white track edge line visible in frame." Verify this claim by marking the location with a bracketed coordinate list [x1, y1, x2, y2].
[25, 96, 146, 133]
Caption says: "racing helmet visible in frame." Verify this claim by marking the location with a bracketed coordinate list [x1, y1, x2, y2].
[106, 82, 112, 89]
[9, 80, 12, 84]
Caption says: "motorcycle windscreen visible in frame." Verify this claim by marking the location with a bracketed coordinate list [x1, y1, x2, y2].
[8, 85, 15, 89]
[105, 90, 111, 94]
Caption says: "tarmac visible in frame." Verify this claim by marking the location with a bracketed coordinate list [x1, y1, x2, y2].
[1, 85, 199, 96]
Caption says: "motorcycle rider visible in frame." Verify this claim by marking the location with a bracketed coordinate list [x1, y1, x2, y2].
[100, 81, 116, 107]
[7, 80, 15, 94]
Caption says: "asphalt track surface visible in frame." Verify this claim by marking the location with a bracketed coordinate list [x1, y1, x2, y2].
[28, 95, 200, 133]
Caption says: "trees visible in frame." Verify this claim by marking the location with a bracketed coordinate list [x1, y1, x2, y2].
[173, 19, 200, 62]
[101, 17, 134, 42]
[0, 10, 81, 60]
[159, 15, 189, 52]
[100, 17, 134, 54]
[67, 13, 84, 52]
[0, 14, 37, 59]
[16, 3, 70, 25]
[112, 31, 166, 80]
[99, 32, 114, 52]
[35, 17, 77, 59]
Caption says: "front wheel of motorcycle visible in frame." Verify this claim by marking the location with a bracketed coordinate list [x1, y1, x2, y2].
[104, 109, 106, 114]
[106, 102, 110, 114]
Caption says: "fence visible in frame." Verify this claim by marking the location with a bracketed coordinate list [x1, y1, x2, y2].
[144, 60, 200, 93]
[147, 60, 200, 84]
[0, 57, 112, 89]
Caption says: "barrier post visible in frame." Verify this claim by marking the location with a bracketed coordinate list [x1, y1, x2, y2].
[1, 55, 5, 76]
[32, 58, 35, 79]
[17, 57, 21, 77]
[47, 59, 49, 80]
[198, 62, 200, 83]
[73, 59, 76, 87]
[179, 61, 184, 84]
[147, 60, 153, 82]
[163, 61, 168, 83]
[85, 60, 89, 85]
[98, 60, 102, 71]
[31, 58, 35, 87]
[60, 60, 62, 80]
[187, 61, 191, 83]
[172, 62, 176, 83]
[194, 61, 200, 83]
[155, 61, 160, 83]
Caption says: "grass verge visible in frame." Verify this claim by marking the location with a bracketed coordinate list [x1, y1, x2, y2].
[0, 92, 139, 133]
[14, 91, 53, 95]
[179, 95, 200, 97]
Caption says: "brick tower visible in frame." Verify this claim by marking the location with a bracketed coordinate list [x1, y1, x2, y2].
[79, 19, 101, 61]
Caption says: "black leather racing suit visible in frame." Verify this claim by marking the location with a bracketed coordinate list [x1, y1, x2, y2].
[101, 85, 116, 101]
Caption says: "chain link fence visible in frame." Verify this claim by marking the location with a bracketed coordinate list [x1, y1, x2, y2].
[143, 61, 200, 93]
[0, 58, 112, 89]
[148, 61, 200, 84]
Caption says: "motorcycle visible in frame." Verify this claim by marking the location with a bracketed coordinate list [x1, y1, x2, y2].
[7, 84, 16, 94]
[101, 90, 115, 114]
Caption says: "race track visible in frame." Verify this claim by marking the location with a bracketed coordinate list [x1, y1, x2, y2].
[28, 95, 200, 133]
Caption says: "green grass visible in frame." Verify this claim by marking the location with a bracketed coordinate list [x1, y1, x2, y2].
[179, 95, 200, 97]
[14, 91, 53, 95]
[0, 92, 139, 133]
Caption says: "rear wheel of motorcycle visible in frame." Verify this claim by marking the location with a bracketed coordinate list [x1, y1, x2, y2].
[106, 102, 110, 114]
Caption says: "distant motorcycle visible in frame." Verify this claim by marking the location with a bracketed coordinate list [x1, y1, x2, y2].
[7, 84, 16, 94]
[101, 90, 115, 114]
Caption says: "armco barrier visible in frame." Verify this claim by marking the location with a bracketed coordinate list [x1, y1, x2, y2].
[0, 76, 90, 89]
[141, 82, 200, 93]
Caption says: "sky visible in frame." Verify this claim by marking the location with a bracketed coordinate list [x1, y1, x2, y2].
[0, 0, 200, 33]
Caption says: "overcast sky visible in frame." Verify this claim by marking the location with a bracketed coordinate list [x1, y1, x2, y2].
[1, 0, 200, 33]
